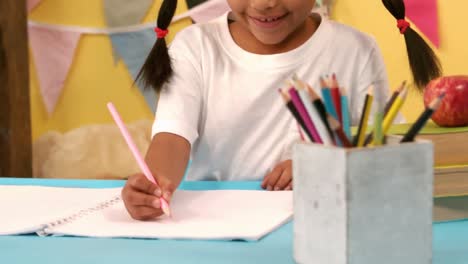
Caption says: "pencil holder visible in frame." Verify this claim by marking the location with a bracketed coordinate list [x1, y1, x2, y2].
[292, 138, 433, 264]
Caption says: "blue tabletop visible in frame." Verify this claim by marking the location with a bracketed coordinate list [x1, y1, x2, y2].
[1, 178, 467, 264]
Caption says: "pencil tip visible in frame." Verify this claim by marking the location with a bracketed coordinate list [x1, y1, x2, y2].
[398, 81, 407, 92]
[367, 85, 374, 95]
[400, 86, 409, 97]
[327, 115, 340, 130]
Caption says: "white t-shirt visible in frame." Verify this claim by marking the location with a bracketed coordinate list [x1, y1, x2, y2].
[152, 12, 390, 181]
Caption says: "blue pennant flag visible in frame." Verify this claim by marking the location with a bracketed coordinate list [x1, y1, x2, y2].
[110, 28, 158, 112]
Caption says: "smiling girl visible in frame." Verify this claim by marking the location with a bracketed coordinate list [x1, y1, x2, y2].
[120, 0, 440, 220]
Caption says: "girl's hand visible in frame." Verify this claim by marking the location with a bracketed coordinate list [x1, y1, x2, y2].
[121, 173, 174, 220]
[261, 160, 293, 191]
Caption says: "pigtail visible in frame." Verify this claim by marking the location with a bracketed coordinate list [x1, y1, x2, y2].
[135, 0, 178, 93]
[382, 0, 442, 90]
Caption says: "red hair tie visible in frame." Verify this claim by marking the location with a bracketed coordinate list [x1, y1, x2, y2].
[397, 19, 410, 34]
[154, 27, 169, 39]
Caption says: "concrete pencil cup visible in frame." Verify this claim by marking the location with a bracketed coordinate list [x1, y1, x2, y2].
[292, 137, 433, 264]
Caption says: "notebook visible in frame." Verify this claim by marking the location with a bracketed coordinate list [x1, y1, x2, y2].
[0, 186, 293, 241]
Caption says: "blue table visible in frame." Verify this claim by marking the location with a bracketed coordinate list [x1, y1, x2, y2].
[1, 178, 467, 264]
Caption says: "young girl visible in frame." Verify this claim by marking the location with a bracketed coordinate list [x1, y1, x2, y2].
[121, 0, 441, 220]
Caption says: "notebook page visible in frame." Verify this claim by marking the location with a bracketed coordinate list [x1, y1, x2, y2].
[0, 186, 119, 235]
[50, 190, 293, 241]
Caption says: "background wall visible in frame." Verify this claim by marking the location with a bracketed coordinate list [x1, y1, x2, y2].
[28, 0, 468, 141]
[333, 0, 467, 123]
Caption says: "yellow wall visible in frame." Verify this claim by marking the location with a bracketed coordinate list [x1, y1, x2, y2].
[29, 0, 468, 141]
[332, 0, 468, 121]
[28, 0, 191, 141]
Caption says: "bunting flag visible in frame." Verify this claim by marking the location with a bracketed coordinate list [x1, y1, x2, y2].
[26, 0, 339, 115]
[104, 0, 154, 63]
[103, 0, 153, 28]
[110, 29, 158, 112]
[27, 0, 43, 13]
[28, 25, 81, 114]
[173, 0, 230, 24]
[405, 0, 440, 48]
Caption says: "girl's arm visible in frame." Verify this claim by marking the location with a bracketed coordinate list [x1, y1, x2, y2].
[145, 132, 191, 195]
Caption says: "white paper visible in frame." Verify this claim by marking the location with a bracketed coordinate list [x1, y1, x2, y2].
[0, 186, 117, 235]
[0, 186, 292, 241]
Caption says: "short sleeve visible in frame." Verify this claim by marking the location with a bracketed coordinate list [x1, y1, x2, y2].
[151, 36, 203, 146]
[351, 39, 396, 125]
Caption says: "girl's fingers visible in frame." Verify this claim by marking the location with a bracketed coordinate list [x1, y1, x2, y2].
[274, 168, 292, 190]
[127, 205, 163, 221]
[124, 189, 161, 208]
[262, 166, 283, 191]
[128, 173, 161, 197]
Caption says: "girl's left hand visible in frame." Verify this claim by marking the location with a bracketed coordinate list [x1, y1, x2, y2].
[261, 160, 292, 191]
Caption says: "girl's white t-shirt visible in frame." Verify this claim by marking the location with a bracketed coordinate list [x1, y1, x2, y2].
[153, 12, 390, 181]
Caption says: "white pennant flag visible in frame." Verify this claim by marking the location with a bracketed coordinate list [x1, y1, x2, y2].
[173, 0, 230, 23]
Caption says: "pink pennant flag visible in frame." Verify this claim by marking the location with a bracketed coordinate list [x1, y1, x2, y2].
[27, 0, 43, 12]
[173, 0, 231, 23]
[28, 26, 81, 114]
[405, 0, 440, 48]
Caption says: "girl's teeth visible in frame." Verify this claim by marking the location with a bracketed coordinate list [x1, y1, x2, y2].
[260, 17, 279, 22]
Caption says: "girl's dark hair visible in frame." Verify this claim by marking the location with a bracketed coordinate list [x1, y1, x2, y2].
[135, 0, 178, 93]
[382, 0, 442, 90]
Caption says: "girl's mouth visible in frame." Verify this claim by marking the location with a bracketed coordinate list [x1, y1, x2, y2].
[249, 13, 288, 29]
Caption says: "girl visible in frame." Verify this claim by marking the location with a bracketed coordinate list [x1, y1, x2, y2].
[121, 0, 441, 220]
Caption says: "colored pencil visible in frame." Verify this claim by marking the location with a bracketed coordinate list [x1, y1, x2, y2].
[353, 86, 374, 147]
[340, 87, 351, 141]
[330, 74, 343, 123]
[107, 102, 171, 217]
[401, 93, 445, 143]
[292, 77, 331, 145]
[327, 115, 353, 148]
[384, 81, 406, 116]
[288, 87, 321, 143]
[364, 81, 406, 146]
[278, 88, 308, 142]
[381, 86, 408, 136]
[319, 77, 339, 121]
[368, 86, 409, 145]
[373, 111, 384, 146]
[304, 82, 335, 143]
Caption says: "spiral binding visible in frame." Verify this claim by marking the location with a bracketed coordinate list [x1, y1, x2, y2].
[37, 195, 122, 237]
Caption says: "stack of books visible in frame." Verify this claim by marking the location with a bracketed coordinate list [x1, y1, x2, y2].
[390, 122, 468, 222]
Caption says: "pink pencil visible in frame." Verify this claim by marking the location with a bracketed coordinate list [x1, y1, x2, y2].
[107, 102, 171, 217]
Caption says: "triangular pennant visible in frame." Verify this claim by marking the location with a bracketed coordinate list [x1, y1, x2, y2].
[104, 0, 153, 63]
[103, 0, 153, 28]
[28, 26, 81, 114]
[173, 0, 230, 23]
[27, 0, 43, 13]
[110, 28, 158, 112]
[405, 0, 440, 48]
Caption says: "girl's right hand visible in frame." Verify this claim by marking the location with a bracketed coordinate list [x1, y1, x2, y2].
[121, 173, 174, 220]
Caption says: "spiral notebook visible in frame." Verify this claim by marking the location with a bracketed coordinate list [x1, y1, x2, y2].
[0, 186, 293, 240]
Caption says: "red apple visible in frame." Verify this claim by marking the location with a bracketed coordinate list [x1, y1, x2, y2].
[424, 76, 468, 127]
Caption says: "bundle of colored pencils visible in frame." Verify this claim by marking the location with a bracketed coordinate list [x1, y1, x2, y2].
[279, 75, 445, 148]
